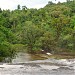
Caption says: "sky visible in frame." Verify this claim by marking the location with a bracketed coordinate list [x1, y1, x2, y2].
[0, 0, 66, 10]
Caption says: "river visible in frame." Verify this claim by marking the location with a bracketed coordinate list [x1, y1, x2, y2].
[0, 52, 75, 75]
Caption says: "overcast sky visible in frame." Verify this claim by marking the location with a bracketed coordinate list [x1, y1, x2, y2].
[0, 0, 66, 10]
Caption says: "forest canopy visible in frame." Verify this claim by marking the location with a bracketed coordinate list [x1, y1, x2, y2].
[0, 0, 75, 58]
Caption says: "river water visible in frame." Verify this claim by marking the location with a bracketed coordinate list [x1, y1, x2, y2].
[0, 52, 75, 75]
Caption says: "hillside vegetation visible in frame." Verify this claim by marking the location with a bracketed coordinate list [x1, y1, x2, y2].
[0, 0, 75, 59]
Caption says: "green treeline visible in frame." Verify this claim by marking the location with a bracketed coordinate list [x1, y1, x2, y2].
[0, 1, 75, 58]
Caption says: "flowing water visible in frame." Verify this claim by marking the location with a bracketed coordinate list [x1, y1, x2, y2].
[0, 52, 75, 75]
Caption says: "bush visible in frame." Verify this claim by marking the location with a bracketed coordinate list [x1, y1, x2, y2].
[0, 41, 14, 57]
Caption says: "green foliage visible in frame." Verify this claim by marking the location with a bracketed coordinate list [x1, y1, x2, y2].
[40, 31, 56, 52]
[0, 0, 75, 58]
[21, 21, 43, 53]
[0, 26, 15, 58]
[0, 41, 12, 57]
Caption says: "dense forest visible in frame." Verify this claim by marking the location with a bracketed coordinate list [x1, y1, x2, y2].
[0, 0, 75, 60]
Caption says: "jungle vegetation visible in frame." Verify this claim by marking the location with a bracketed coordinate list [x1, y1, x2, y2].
[0, 0, 75, 59]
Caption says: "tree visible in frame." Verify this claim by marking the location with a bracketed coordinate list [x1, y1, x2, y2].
[21, 21, 43, 53]
[40, 31, 56, 53]
[48, 1, 54, 5]
[0, 26, 15, 57]
[0, 8, 2, 13]
[17, 5, 20, 10]
[22, 6, 27, 10]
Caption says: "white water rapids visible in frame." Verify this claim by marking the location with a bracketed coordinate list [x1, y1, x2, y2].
[0, 52, 75, 75]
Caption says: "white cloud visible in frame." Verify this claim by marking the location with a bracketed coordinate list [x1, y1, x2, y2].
[0, 0, 16, 10]
[0, 0, 66, 10]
